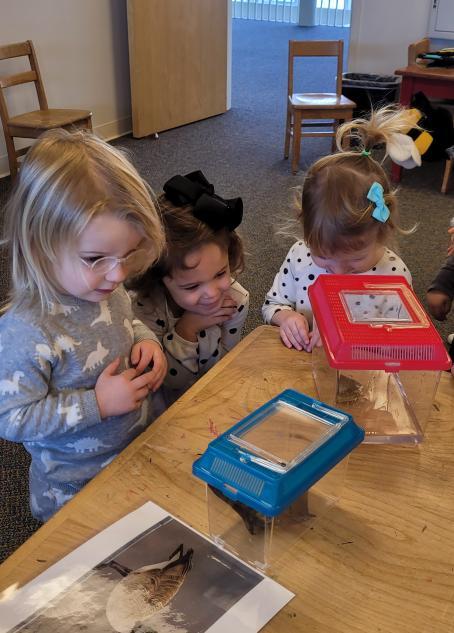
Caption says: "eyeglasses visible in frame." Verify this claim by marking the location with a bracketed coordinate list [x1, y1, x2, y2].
[79, 249, 147, 275]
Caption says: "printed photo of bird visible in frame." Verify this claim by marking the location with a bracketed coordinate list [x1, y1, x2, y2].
[97, 543, 193, 633]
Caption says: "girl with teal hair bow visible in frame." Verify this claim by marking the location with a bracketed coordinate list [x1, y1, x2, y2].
[263, 105, 417, 352]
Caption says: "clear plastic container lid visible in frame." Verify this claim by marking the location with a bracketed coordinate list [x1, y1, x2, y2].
[308, 275, 452, 371]
[229, 399, 342, 473]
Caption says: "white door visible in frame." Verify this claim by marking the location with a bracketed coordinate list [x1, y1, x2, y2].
[428, 0, 454, 39]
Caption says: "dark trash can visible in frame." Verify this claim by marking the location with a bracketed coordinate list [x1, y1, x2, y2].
[342, 73, 400, 117]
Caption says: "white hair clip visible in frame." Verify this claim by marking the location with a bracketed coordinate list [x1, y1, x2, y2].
[386, 132, 421, 170]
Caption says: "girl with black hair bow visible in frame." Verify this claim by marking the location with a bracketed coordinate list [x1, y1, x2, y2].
[128, 171, 249, 410]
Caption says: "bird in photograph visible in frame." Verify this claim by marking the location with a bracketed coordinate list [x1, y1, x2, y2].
[97, 543, 193, 633]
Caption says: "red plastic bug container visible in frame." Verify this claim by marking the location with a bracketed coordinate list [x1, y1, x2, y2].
[309, 275, 451, 444]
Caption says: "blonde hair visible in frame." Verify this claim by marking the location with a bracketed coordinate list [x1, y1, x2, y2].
[301, 105, 416, 255]
[2, 128, 165, 313]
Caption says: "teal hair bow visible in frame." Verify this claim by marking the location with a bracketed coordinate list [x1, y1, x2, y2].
[367, 181, 390, 223]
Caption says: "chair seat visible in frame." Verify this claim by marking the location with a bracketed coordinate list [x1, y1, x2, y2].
[290, 93, 355, 108]
[8, 108, 93, 129]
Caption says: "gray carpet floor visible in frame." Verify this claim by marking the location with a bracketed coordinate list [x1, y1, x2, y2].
[1, 19, 453, 563]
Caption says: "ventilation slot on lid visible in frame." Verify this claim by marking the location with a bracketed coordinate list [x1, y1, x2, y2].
[351, 344, 434, 361]
[211, 457, 264, 496]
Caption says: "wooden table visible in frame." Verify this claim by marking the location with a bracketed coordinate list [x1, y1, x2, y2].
[392, 64, 454, 183]
[1, 325, 454, 632]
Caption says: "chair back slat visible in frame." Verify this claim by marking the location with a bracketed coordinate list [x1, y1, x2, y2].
[0, 40, 48, 112]
[288, 40, 344, 98]
[0, 41, 32, 61]
[289, 40, 342, 58]
[0, 70, 37, 90]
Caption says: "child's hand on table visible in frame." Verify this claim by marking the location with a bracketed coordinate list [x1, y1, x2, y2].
[307, 319, 323, 352]
[272, 310, 310, 351]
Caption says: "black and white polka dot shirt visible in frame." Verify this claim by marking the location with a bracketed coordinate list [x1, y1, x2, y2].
[262, 241, 412, 326]
[132, 281, 249, 405]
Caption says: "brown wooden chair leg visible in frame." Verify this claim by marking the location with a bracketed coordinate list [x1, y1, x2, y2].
[331, 121, 338, 152]
[284, 106, 291, 159]
[441, 158, 453, 194]
[291, 111, 302, 174]
[4, 133, 18, 180]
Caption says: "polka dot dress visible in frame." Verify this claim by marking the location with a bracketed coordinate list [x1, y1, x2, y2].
[132, 281, 249, 405]
[262, 241, 412, 325]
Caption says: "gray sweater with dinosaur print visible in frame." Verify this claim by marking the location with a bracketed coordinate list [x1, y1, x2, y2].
[0, 286, 160, 522]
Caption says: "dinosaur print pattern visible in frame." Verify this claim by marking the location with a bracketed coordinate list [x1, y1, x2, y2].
[35, 343, 55, 371]
[0, 285, 161, 522]
[42, 488, 74, 507]
[123, 318, 134, 341]
[40, 449, 60, 472]
[36, 335, 81, 368]
[65, 437, 110, 453]
[83, 341, 109, 372]
[57, 402, 82, 427]
[48, 302, 79, 316]
[0, 371, 24, 395]
[91, 301, 112, 327]
[54, 334, 81, 357]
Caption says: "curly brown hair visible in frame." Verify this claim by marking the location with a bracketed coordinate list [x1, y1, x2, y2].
[129, 193, 245, 298]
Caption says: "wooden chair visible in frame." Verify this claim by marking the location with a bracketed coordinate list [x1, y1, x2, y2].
[408, 37, 430, 65]
[284, 40, 356, 174]
[0, 40, 92, 179]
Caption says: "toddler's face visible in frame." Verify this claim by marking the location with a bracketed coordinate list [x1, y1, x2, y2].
[53, 213, 144, 302]
[163, 242, 231, 315]
[311, 242, 384, 275]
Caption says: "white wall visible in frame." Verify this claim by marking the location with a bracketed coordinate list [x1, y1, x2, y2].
[348, 0, 452, 74]
[0, 0, 131, 176]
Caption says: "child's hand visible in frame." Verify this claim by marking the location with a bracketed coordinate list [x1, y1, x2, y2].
[130, 340, 167, 391]
[426, 290, 453, 321]
[272, 310, 310, 351]
[307, 320, 323, 352]
[95, 358, 157, 418]
[176, 295, 238, 342]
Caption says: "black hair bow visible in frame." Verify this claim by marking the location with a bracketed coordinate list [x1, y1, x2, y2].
[163, 170, 243, 231]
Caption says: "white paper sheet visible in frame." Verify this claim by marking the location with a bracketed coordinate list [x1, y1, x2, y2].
[0, 502, 294, 633]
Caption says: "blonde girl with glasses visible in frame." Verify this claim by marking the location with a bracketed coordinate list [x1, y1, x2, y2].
[0, 129, 166, 522]
[263, 106, 417, 352]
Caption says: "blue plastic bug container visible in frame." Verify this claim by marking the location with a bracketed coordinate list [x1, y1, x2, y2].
[193, 389, 364, 570]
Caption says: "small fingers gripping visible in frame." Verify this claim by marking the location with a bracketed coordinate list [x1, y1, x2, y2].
[277, 311, 310, 351]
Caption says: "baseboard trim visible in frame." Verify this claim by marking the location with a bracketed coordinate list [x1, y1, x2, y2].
[0, 116, 133, 178]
